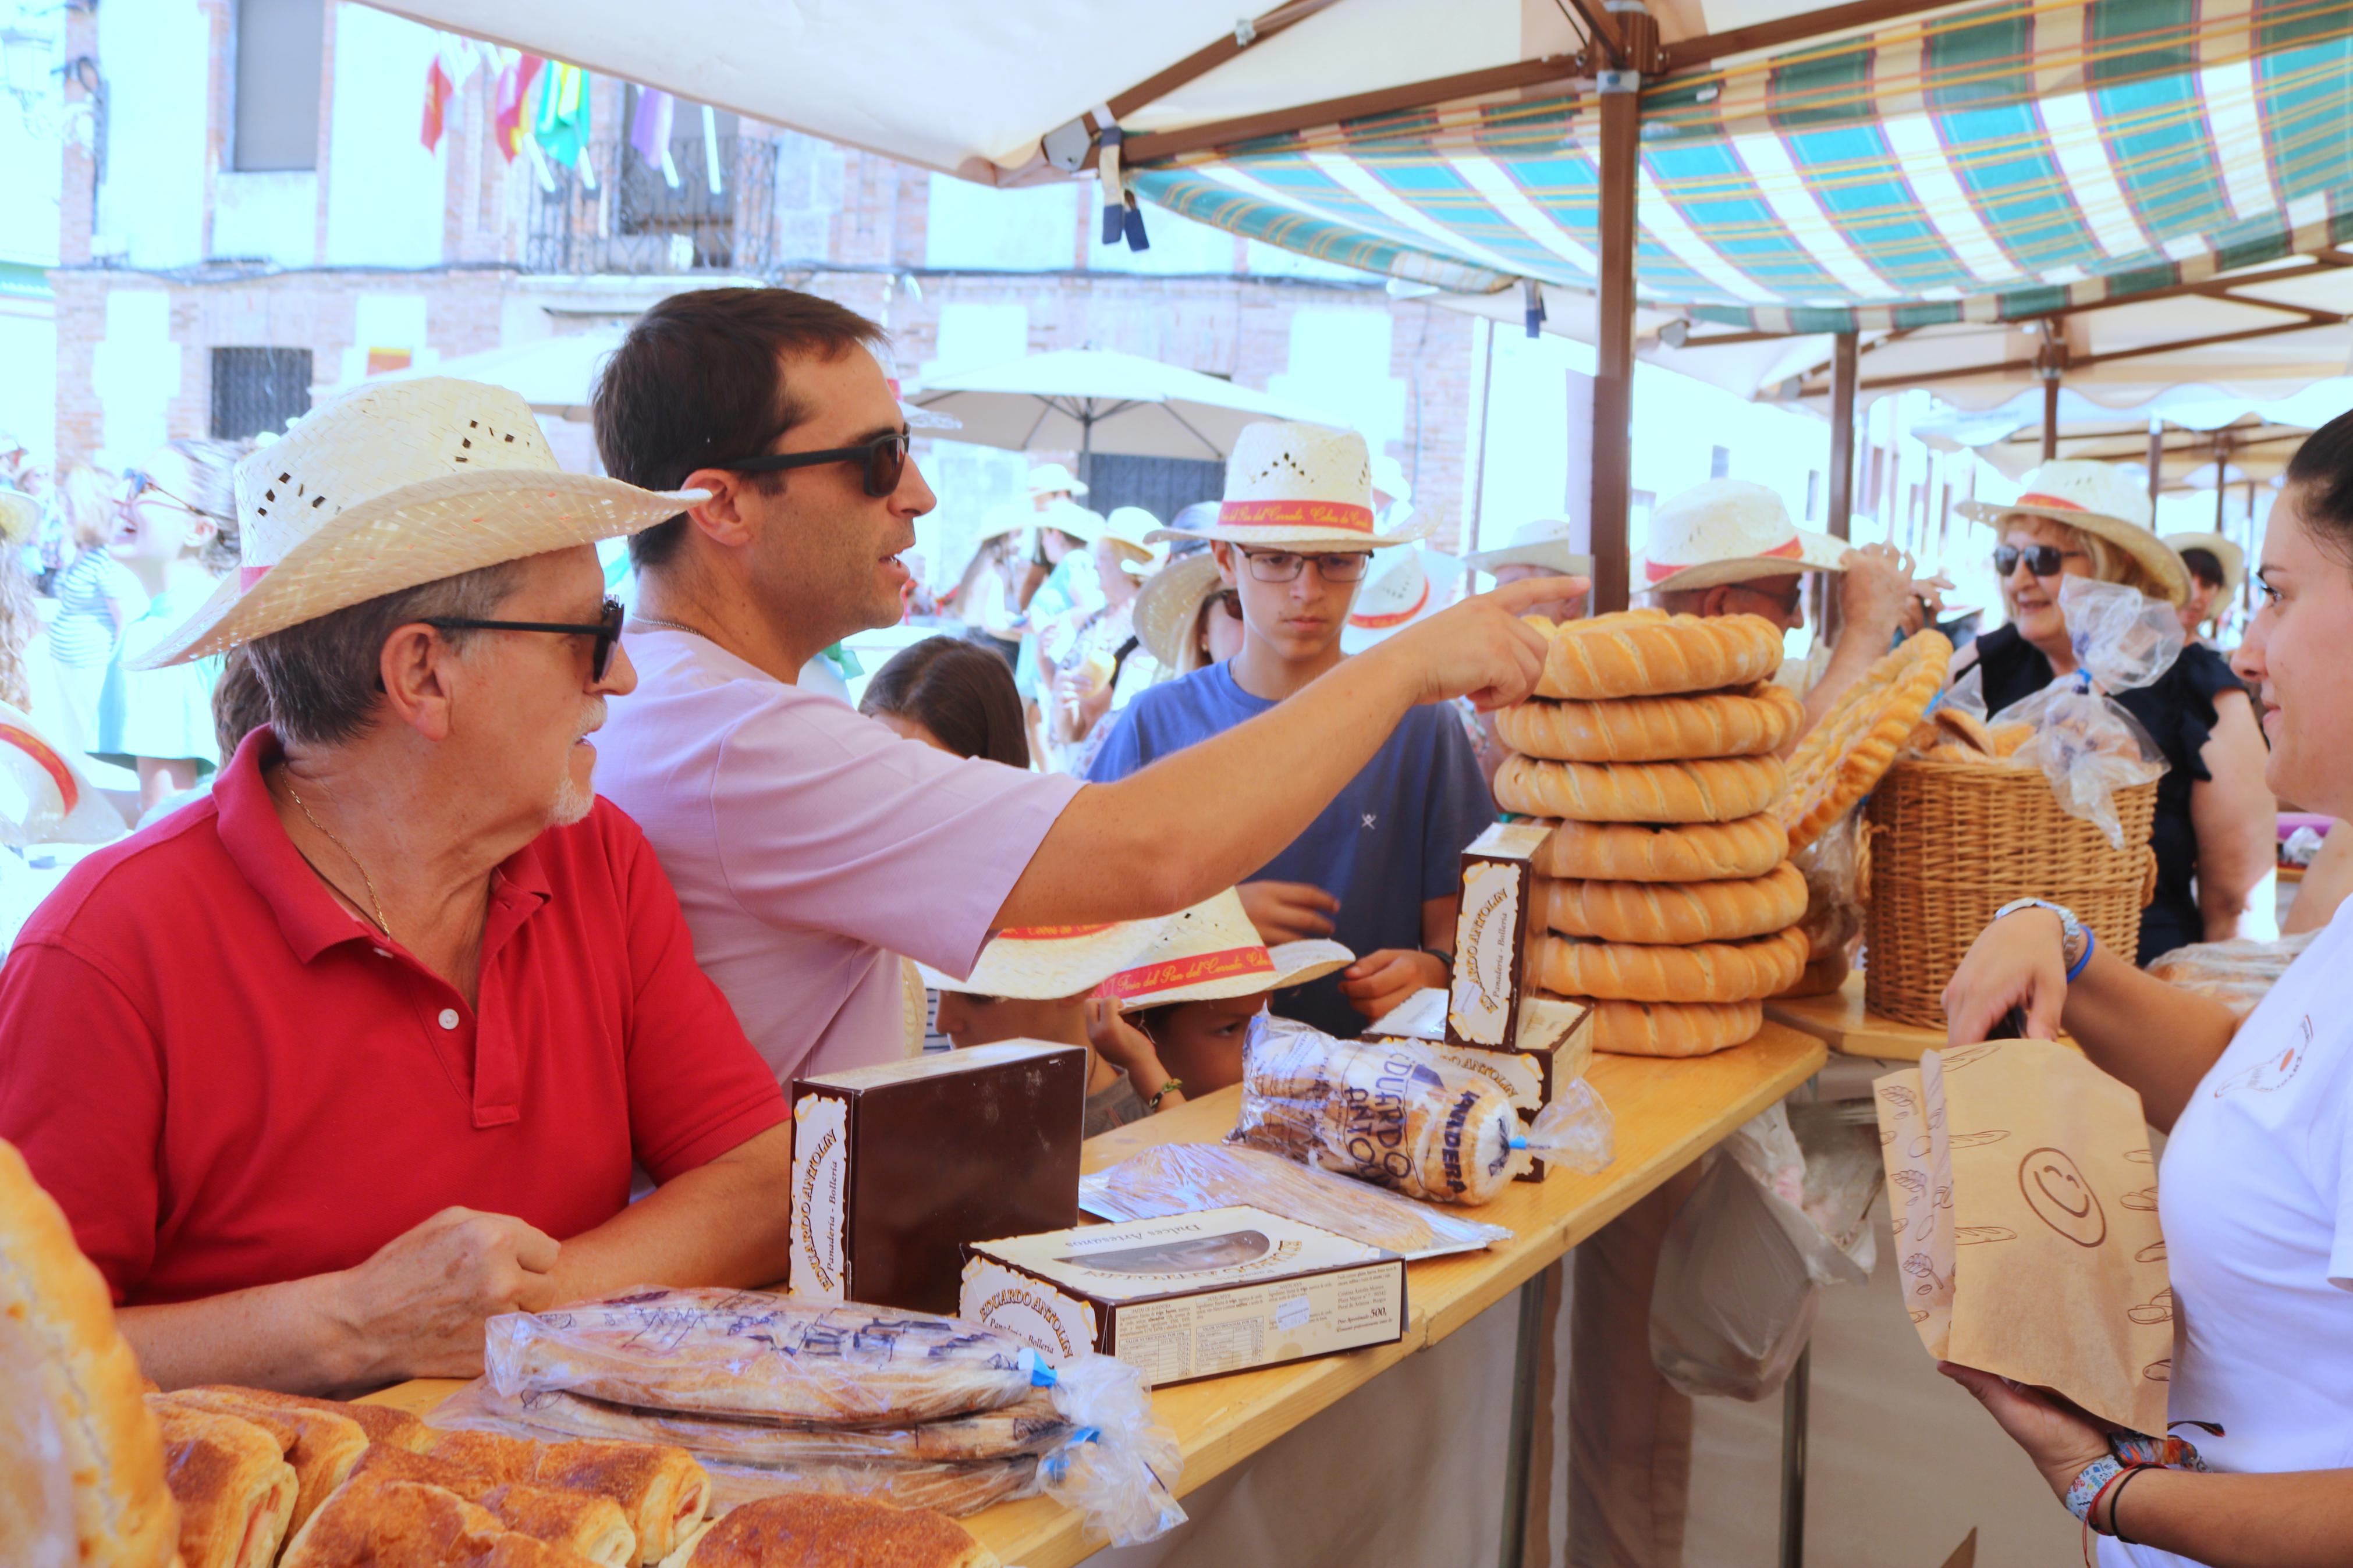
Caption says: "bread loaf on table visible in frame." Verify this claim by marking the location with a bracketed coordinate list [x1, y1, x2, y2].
[157, 1386, 368, 1532]
[1529, 814, 1788, 883]
[0, 1139, 182, 1568]
[209, 1385, 434, 1453]
[1527, 926, 1808, 1003]
[420, 1429, 709, 1565]
[1536, 861, 1806, 946]
[1495, 753, 1785, 824]
[1571, 997, 1765, 1058]
[347, 1445, 637, 1566]
[1531, 609, 1783, 700]
[658, 1492, 998, 1568]
[1497, 682, 1803, 762]
[147, 1400, 299, 1568]
[279, 1473, 597, 1567]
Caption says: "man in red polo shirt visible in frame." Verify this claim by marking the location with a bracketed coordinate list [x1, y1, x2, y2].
[0, 379, 793, 1394]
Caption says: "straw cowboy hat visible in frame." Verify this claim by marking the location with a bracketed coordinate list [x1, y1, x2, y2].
[2162, 531, 2246, 600]
[0, 489, 38, 546]
[1035, 499, 1106, 545]
[1341, 546, 1461, 655]
[1463, 516, 1594, 578]
[1635, 480, 1847, 596]
[1027, 462, 1088, 497]
[1957, 460, 2188, 606]
[0, 699, 126, 848]
[1148, 421, 1429, 552]
[920, 919, 1163, 1001]
[1100, 506, 1168, 575]
[129, 378, 704, 670]
[1131, 546, 1225, 669]
[1098, 888, 1354, 1011]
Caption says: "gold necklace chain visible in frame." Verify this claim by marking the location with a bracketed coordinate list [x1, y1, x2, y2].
[279, 769, 394, 942]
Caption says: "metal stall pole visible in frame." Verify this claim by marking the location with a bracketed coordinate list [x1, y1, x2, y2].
[1780, 1346, 1813, 1568]
[1587, 3, 1655, 615]
[2147, 417, 2164, 509]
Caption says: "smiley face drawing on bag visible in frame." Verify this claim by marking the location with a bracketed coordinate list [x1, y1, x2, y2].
[2019, 1146, 2107, 1247]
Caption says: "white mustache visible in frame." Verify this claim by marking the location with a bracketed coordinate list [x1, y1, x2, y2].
[577, 696, 606, 740]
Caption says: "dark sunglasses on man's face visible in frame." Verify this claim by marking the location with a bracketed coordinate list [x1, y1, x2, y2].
[420, 596, 626, 682]
[711, 431, 911, 499]
[1994, 543, 2085, 579]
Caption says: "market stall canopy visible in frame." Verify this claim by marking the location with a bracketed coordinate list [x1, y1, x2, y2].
[904, 349, 1343, 459]
[1912, 377, 2353, 482]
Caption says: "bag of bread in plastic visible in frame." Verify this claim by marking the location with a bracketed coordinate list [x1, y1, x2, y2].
[1989, 577, 2175, 848]
[1229, 1015, 1614, 1206]
[2146, 931, 2316, 1012]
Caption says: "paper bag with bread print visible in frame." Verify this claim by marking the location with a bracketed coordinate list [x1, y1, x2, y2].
[1875, 1038, 2170, 1433]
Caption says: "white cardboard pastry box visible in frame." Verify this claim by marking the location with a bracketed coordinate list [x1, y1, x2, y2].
[960, 1204, 1406, 1386]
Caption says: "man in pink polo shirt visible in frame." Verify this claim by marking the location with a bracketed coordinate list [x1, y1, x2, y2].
[0, 380, 793, 1393]
[589, 287, 1578, 1087]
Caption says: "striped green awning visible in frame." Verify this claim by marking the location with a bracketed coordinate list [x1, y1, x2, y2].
[1130, 0, 2353, 330]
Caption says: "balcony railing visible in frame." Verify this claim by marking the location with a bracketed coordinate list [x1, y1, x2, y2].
[524, 136, 779, 276]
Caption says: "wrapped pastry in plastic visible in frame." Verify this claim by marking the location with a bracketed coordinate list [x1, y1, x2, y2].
[2146, 930, 2317, 1011]
[1079, 1143, 1512, 1260]
[1990, 578, 2177, 848]
[1230, 1015, 1614, 1205]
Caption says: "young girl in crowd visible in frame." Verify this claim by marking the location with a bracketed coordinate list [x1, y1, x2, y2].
[860, 634, 1030, 767]
[46, 458, 144, 752]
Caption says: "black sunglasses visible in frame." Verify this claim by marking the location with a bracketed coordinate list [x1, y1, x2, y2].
[119, 468, 228, 523]
[1994, 543, 2085, 578]
[420, 596, 626, 682]
[711, 431, 911, 499]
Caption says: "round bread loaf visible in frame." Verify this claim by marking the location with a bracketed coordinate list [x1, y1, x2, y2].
[1529, 815, 1789, 883]
[1536, 861, 1806, 945]
[1533, 609, 1783, 701]
[1526, 926, 1808, 1003]
[0, 1140, 181, 1568]
[1496, 682, 1803, 762]
[1495, 753, 1786, 824]
[1573, 997, 1765, 1057]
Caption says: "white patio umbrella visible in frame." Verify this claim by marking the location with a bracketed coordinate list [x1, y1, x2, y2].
[906, 349, 1343, 464]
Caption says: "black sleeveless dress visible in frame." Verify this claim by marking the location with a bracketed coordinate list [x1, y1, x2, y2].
[1968, 623, 2249, 965]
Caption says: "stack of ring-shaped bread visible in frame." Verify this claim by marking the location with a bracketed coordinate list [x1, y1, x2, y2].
[1494, 610, 1806, 1058]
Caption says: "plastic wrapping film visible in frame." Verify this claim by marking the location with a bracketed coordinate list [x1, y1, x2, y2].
[1990, 578, 2178, 849]
[2146, 930, 2317, 1011]
[1229, 1015, 1614, 1206]
[1079, 1143, 1513, 1260]
[476, 1288, 1183, 1546]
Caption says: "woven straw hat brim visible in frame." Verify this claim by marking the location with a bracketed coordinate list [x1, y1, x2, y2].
[0, 491, 37, 546]
[1462, 539, 1593, 575]
[1958, 500, 2189, 606]
[920, 919, 1160, 1001]
[1131, 553, 1226, 668]
[1145, 514, 1429, 550]
[1114, 938, 1355, 1011]
[2162, 531, 2246, 599]
[1639, 528, 1849, 596]
[129, 470, 704, 670]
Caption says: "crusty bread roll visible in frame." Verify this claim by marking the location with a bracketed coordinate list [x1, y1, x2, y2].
[1569, 997, 1765, 1057]
[1497, 681, 1803, 762]
[1779, 631, 1951, 853]
[349, 1445, 637, 1566]
[148, 1400, 299, 1568]
[1533, 609, 1783, 700]
[0, 1140, 181, 1568]
[158, 1386, 367, 1533]
[420, 1429, 709, 1565]
[1495, 753, 1785, 824]
[1527, 926, 1808, 1003]
[1529, 814, 1788, 883]
[1536, 861, 1806, 946]
[211, 1386, 434, 1453]
[281, 1473, 595, 1567]
[659, 1492, 999, 1568]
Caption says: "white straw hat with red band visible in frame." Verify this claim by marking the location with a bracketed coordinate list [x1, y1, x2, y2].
[1099, 888, 1354, 1011]
[1634, 479, 1848, 596]
[1461, 515, 1594, 578]
[128, 377, 705, 670]
[919, 919, 1163, 1000]
[1341, 546, 1461, 655]
[1147, 421, 1428, 552]
[1959, 461, 2188, 605]
[0, 699, 125, 847]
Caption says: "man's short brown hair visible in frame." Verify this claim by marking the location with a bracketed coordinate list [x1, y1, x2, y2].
[593, 287, 889, 570]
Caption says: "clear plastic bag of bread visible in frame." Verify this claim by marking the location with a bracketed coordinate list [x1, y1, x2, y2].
[1989, 578, 2177, 848]
[2146, 930, 2318, 1012]
[1229, 1014, 1614, 1205]
[1790, 810, 1864, 974]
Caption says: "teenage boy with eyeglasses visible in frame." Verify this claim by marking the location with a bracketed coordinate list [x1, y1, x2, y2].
[588, 290, 1580, 1090]
[1087, 460, 1495, 1036]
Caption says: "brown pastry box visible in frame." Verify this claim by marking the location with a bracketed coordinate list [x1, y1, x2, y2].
[960, 1205, 1406, 1386]
[1363, 986, 1592, 1182]
[1445, 822, 1563, 1052]
[789, 1040, 1087, 1315]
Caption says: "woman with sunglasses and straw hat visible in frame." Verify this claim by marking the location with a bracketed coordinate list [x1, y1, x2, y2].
[1953, 460, 2276, 960]
[0, 377, 800, 1395]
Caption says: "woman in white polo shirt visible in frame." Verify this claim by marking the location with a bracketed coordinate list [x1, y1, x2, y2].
[1939, 410, 2353, 1565]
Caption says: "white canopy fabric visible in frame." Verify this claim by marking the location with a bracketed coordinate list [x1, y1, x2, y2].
[904, 349, 1342, 460]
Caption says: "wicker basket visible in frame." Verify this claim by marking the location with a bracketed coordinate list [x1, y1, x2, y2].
[1862, 756, 2157, 1029]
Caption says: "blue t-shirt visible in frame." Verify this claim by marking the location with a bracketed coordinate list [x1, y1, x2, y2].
[1088, 660, 1495, 1037]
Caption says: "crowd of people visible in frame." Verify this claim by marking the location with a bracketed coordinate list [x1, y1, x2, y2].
[0, 282, 2342, 1567]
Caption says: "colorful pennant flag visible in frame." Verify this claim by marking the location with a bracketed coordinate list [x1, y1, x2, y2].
[492, 51, 544, 163]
